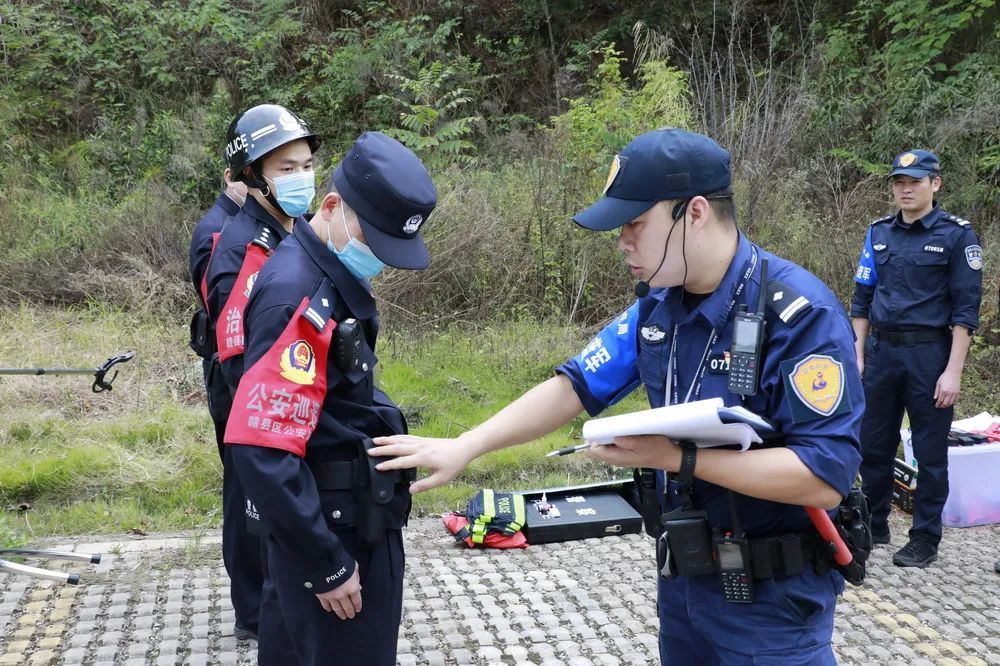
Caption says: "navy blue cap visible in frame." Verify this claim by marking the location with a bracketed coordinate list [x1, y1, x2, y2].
[889, 149, 940, 178]
[573, 128, 732, 231]
[332, 132, 437, 269]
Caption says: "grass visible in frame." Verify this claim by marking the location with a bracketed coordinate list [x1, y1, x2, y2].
[3, 304, 995, 545]
[0, 305, 643, 543]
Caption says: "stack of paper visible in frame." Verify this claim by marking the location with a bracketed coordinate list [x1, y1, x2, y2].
[581, 397, 773, 452]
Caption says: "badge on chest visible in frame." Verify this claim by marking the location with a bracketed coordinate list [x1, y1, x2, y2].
[706, 351, 731, 375]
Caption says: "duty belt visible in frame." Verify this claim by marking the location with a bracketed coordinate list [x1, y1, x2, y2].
[871, 327, 948, 345]
[309, 459, 412, 490]
[747, 532, 829, 580]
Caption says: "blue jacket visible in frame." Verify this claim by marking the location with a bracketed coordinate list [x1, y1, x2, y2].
[204, 196, 300, 386]
[851, 204, 982, 331]
[558, 233, 864, 536]
[188, 191, 241, 304]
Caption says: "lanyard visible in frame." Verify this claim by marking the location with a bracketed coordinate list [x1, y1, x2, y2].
[665, 245, 758, 406]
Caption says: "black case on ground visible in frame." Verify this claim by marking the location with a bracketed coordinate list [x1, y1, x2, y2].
[517, 480, 643, 545]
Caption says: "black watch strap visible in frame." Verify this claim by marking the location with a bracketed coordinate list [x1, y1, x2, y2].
[677, 440, 697, 485]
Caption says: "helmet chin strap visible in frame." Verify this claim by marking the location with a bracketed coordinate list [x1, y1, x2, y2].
[246, 164, 285, 216]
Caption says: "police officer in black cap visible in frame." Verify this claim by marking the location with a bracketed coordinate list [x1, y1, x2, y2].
[204, 103, 320, 639]
[224, 131, 435, 666]
[852, 149, 983, 568]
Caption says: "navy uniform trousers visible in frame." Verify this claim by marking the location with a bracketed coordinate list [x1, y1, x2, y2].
[859, 334, 952, 544]
[258, 528, 405, 666]
[658, 567, 841, 664]
[203, 356, 265, 633]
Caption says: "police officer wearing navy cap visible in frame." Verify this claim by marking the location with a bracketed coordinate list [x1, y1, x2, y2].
[204, 103, 320, 640]
[372, 128, 864, 664]
[224, 131, 436, 666]
[852, 149, 983, 568]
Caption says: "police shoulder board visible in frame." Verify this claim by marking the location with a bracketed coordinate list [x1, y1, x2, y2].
[251, 221, 276, 251]
[765, 279, 812, 327]
[870, 214, 894, 226]
[942, 212, 972, 228]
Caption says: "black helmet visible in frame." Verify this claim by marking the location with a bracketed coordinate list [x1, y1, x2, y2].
[224, 104, 320, 181]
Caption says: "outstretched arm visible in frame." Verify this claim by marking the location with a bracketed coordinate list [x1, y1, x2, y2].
[369, 374, 584, 493]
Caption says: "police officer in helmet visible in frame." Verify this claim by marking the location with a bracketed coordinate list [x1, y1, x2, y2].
[372, 128, 864, 664]
[204, 103, 320, 639]
[852, 149, 983, 568]
[225, 132, 436, 665]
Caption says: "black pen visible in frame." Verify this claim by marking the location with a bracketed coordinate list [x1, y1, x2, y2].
[546, 442, 595, 457]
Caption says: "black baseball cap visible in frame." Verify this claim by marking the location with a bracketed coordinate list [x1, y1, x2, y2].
[573, 128, 732, 231]
[331, 132, 437, 270]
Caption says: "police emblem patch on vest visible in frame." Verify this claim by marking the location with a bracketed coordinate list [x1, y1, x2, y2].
[641, 324, 666, 343]
[780, 353, 851, 423]
[280, 339, 317, 385]
[965, 245, 983, 271]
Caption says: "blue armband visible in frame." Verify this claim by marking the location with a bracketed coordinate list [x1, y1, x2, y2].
[854, 227, 878, 286]
[556, 303, 641, 415]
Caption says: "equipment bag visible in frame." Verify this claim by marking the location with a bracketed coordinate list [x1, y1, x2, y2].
[447, 489, 527, 546]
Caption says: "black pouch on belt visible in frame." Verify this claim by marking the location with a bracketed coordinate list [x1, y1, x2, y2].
[355, 437, 395, 549]
[634, 467, 664, 539]
[660, 507, 716, 578]
[188, 309, 214, 358]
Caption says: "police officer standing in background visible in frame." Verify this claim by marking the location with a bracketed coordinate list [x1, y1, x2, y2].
[204, 103, 320, 639]
[852, 150, 983, 568]
[189, 167, 246, 461]
[372, 128, 864, 664]
[224, 132, 436, 666]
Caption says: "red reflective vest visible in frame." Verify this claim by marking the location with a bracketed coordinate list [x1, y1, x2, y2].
[216, 225, 276, 363]
[199, 232, 222, 314]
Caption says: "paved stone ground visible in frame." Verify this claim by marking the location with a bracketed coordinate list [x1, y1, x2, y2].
[0, 511, 998, 665]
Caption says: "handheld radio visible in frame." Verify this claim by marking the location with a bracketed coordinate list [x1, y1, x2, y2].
[727, 259, 768, 396]
[713, 531, 754, 603]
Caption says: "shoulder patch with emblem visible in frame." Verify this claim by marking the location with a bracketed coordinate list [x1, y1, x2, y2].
[870, 214, 893, 226]
[964, 245, 983, 271]
[780, 353, 852, 423]
[766, 279, 812, 326]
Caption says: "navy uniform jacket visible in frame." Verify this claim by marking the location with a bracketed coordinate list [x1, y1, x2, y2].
[851, 203, 982, 331]
[188, 191, 241, 300]
[205, 197, 300, 386]
[229, 220, 409, 593]
[558, 234, 864, 536]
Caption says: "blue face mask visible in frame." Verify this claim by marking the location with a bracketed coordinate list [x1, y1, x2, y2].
[327, 204, 385, 280]
[268, 171, 315, 217]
